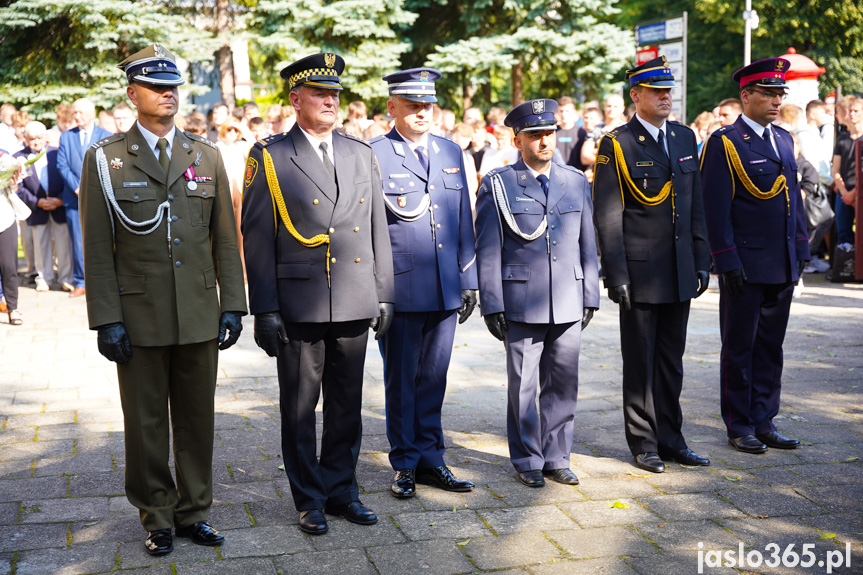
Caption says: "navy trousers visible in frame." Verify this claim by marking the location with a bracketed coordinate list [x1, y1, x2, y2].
[719, 281, 794, 438]
[66, 207, 85, 288]
[379, 310, 457, 470]
[504, 320, 581, 473]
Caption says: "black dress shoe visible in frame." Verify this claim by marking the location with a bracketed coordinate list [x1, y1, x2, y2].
[174, 521, 224, 545]
[391, 469, 416, 498]
[144, 529, 173, 555]
[416, 465, 474, 492]
[728, 435, 768, 454]
[298, 509, 328, 535]
[543, 468, 579, 485]
[756, 431, 800, 449]
[634, 453, 665, 473]
[324, 501, 378, 525]
[517, 470, 545, 487]
[665, 448, 710, 466]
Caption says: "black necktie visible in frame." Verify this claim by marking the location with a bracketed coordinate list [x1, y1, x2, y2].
[319, 141, 335, 180]
[762, 127, 771, 142]
[536, 174, 549, 196]
[657, 130, 668, 158]
[415, 145, 429, 174]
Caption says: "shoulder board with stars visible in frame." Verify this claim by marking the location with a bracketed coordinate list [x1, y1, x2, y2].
[90, 132, 125, 150]
[368, 135, 386, 145]
[259, 132, 288, 147]
[336, 131, 371, 148]
[185, 132, 217, 149]
[487, 165, 514, 178]
[556, 163, 580, 174]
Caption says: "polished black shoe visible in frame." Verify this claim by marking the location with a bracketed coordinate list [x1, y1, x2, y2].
[324, 501, 378, 525]
[416, 465, 475, 492]
[728, 435, 768, 454]
[665, 448, 710, 466]
[543, 468, 579, 485]
[517, 469, 545, 487]
[635, 452, 665, 473]
[391, 469, 416, 498]
[174, 520, 224, 546]
[298, 509, 329, 535]
[144, 529, 173, 556]
[756, 431, 800, 449]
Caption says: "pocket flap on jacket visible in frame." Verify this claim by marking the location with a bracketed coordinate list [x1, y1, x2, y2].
[392, 253, 414, 275]
[277, 262, 311, 279]
[626, 246, 649, 261]
[502, 264, 530, 281]
[203, 267, 217, 289]
[117, 273, 146, 295]
[114, 188, 156, 203]
[185, 184, 216, 199]
[574, 264, 584, 280]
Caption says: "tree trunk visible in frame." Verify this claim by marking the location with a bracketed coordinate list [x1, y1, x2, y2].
[512, 60, 523, 106]
[462, 77, 476, 112]
[216, 0, 235, 109]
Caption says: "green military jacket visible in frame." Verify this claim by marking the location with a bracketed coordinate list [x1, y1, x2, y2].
[80, 124, 247, 346]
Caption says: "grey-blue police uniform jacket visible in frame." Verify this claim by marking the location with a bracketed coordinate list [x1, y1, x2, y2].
[241, 123, 394, 322]
[370, 129, 477, 312]
[475, 158, 600, 324]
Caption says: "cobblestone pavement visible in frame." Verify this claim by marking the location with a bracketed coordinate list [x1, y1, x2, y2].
[1, 274, 861, 575]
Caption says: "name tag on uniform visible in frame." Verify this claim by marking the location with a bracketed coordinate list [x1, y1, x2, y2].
[749, 159, 767, 165]
[515, 197, 535, 202]
[636, 161, 653, 167]
[442, 167, 460, 174]
[389, 173, 410, 178]
[123, 182, 148, 187]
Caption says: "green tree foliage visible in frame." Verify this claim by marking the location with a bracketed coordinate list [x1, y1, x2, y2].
[617, 0, 863, 120]
[0, 0, 216, 119]
[250, 0, 418, 106]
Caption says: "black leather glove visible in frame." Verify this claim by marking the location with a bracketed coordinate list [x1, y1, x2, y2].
[608, 284, 632, 311]
[695, 270, 709, 298]
[458, 289, 478, 324]
[97, 322, 132, 364]
[581, 307, 597, 330]
[720, 267, 747, 297]
[254, 312, 288, 357]
[218, 311, 244, 350]
[484, 312, 508, 341]
[370, 302, 394, 340]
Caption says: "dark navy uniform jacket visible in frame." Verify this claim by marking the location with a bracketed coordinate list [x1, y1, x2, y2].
[593, 118, 710, 303]
[370, 130, 477, 311]
[475, 159, 600, 324]
[14, 146, 66, 225]
[700, 116, 809, 283]
[242, 123, 394, 322]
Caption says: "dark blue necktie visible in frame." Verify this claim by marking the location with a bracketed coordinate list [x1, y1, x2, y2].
[536, 174, 549, 196]
[657, 130, 668, 157]
[415, 145, 429, 174]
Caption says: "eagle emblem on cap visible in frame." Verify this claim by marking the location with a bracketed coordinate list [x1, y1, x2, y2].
[532, 100, 545, 114]
[420, 70, 429, 81]
[324, 53, 336, 68]
[154, 44, 165, 58]
[774, 60, 786, 71]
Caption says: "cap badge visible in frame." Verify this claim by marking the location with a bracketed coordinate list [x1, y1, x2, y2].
[324, 53, 336, 68]
[154, 44, 166, 59]
[532, 100, 545, 114]
[775, 60, 786, 72]
[420, 70, 429, 81]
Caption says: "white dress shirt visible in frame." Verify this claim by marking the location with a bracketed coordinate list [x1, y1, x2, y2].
[137, 121, 176, 162]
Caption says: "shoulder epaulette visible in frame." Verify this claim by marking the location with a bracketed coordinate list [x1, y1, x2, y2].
[91, 132, 125, 149]
[185, 132, 217, 148]
[258, 132, 288, 148]
[604, 124, 628, 140]
[336, 131, 371, 148]
[715, 125, 732, 135]
[487, 165, 513, 178]
[556, 163, 580, 174]
[772, 123, 791, 136]
[430, 133, 459, 150]
[368, 135, 386, 145]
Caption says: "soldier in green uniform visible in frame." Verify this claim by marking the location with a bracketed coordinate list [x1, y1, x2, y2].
[80, 44, 247, 556]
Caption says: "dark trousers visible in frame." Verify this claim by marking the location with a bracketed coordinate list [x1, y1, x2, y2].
[379, 310, 457, 470]
[504, 320, 581, 473]
[116, 339, 219, 531]
[719, 281, 794, 438]
[620, 301, 690, 456]
[0, 223, 18, 311]
[277, 319, 369, 511]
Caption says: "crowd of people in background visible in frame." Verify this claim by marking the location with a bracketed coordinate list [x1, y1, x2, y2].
[0, 88, 856, 324]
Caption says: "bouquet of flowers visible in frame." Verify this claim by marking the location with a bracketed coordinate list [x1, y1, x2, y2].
[0, 149, 45, 190]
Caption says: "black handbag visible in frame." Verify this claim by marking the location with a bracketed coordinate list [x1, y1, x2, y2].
[804, 183, 834, 229]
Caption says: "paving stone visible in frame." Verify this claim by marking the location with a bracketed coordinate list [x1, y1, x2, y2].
[559, 499, 662, 528]
[639, 493, 746, 521]
[0, 475, 67, 502]
[308, 516, 406, 550]
[20, 497, 109, 523]
[743, 465, 818, 488]
[717, 516, 828, 551]
[393, 509, 490, 541]
[547, 525, 658, 559]
[480, 505, 576, 534]
[0, 502, 20, 525]
[719, 487, 827, 517]
[272, 548, 375, 575]
[0, 523, 67, 552]
[635, 520, 743, 552]
[246, 499, 296, 527]
[367, 539, 475, 575]
[118, 536, 218, 568]
[462, 532, 561, 570]
[1, 439, 73, 461]
[14, 542, 117, 575]
[218, 525, 313, 558]
[484, 479, 587, 507]
[212, 479, 283, 504]
[530, 557, 638, 575]
[34, 454, 115, 476]
[208, 503, 255, 530]
[575, 476, 663, 500]
[802, 511, 863, 547]
[70, 518, 142, 545]
[0, 428, 37, 443]
[625, 550, 739, 575]
[174, 557, 278, 575]
[4, 411, 76, 429]
[68, 471, 124, 497]
[792, 462, 863, 486]
[0, 460, 33, 480]
[796, 485, 863, 512]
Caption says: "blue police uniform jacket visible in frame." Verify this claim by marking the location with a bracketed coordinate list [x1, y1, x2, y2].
[475, 159, 600, 324]
[370, 130, 477, 312]
[700, 116, 809, 284]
